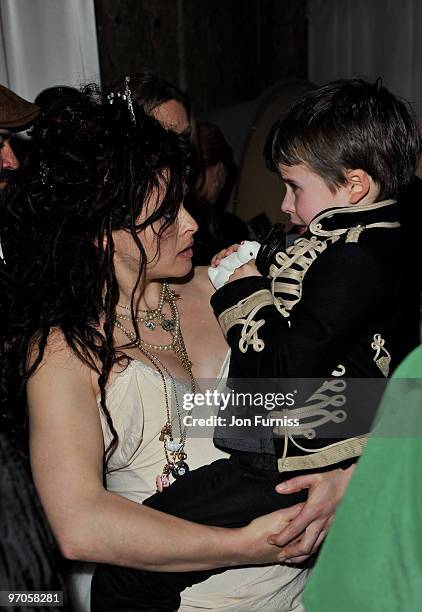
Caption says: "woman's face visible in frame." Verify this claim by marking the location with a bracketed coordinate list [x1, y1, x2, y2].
[113, 182, 198, 283]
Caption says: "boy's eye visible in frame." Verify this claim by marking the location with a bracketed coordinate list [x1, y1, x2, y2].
[285, 182, 298, 193]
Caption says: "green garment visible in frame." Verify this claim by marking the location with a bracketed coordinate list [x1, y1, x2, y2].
[304, 345, 422, 611]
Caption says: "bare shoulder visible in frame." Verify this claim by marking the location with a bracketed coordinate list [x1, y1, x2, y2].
[27, 327, 104, 481]
[27, 328, 95, 398]
[29, 327, 90, 373]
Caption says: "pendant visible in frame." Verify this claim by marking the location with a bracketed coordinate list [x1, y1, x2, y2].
[170, 461, 189, 478]
[161, 319, 175, 331]
[145, 320, 156, 330]
[155, 473, 170, 493]
[159, 423, 171, 442]
[165, 439, 182, 453]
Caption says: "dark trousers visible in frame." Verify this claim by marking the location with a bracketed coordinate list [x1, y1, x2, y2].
[91, 453, 308, 612]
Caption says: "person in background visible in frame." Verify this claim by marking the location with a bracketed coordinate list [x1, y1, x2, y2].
[0, 431, 67, 611]
[34, 86, 80, 113]
[303, 343, 422, 611]
[0, 83, 39, 367]
[0, 83, 39, 191]
[111, 71, 191, 135]
[190, 121, 249, 264]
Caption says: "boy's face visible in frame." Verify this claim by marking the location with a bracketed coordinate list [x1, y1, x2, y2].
[279, 163, 351, 227]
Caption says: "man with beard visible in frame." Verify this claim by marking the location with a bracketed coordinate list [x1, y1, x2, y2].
[0, 84, 39, 190]
[0, 84, 39, 332]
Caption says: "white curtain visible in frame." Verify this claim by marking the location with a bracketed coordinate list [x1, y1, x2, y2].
[308, 0, 422, 118]
[0, 0, 100, 102]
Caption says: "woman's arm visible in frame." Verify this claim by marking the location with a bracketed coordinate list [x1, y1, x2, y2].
[28, 333, 290, 572]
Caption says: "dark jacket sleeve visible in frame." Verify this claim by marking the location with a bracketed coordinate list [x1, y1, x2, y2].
[211, 244, 387, 379]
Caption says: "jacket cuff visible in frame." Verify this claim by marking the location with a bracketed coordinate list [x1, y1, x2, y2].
[211, 276, 270, 318]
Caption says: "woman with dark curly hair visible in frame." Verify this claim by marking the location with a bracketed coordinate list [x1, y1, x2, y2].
[0, 84, 307, 611]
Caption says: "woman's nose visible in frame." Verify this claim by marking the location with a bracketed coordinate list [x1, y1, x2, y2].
[181, 206, 198, 235]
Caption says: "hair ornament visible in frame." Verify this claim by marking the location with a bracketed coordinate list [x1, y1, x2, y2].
[39, 161, 50, 186]
[107, 76, 136, 126]
[124, 76, 136, 125]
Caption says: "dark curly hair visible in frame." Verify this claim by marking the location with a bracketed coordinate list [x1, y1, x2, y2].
[0, 84, 191, 461]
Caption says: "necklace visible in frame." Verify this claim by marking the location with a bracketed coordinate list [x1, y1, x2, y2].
[118, 282, 165, 313]
[116, 284, 175, 332]
[114, 281, 196, 491]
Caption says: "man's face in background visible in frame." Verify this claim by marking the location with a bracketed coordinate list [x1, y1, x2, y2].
[0, 129, 20, 189]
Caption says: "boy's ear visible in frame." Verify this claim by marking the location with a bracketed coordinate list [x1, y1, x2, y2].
[345, 169, 370, 204]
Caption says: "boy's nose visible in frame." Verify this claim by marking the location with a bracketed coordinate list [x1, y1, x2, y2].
[1, 141, 20, 170]
[280, 192, 293, 214]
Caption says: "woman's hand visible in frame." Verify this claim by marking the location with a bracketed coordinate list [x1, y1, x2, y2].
[211, 244, 240, 267]
[267, 465, 355, 563]
[239, 503, 305, 565]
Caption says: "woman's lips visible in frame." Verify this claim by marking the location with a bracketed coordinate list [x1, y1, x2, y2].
[178, 246, 193, 258]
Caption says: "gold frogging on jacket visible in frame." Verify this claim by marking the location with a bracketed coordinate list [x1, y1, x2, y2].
[216, 200, 398, 472]
[218, 199, 399, 353]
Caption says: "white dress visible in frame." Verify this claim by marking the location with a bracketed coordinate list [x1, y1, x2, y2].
[67, 354, 308, 611]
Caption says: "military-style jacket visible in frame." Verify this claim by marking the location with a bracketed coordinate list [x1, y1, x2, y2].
[211, 199, 415, 472]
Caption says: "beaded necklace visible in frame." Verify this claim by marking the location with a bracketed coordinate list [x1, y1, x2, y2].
[114, 281, 195, 491]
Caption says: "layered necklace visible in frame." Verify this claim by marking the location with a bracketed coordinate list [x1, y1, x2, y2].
[114, 281, 195, 491]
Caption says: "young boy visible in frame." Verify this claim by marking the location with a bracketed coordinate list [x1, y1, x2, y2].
[91, 79, 422, 611]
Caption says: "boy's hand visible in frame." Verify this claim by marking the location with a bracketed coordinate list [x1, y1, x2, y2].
[211, 244, 240, 267]
[226, 260, 261, 283]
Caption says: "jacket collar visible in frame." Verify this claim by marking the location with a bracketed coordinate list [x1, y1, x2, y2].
[308, 199, 400, 238]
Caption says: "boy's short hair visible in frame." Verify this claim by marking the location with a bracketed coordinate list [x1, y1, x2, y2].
[265, 79, 422, 200]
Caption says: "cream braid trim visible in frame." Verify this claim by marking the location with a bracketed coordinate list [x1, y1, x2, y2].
[270, 235, 339, 317]
[218, 214, 396, 353]
[218, 289, 274, 353]
[371, 333, 391, 377]
[276, 435, 368, 472]
[218, 235, 339, 352]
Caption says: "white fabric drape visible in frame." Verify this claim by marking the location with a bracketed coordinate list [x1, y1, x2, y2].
[308, 0, 422, 118]
[0, 0, 100, 102]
